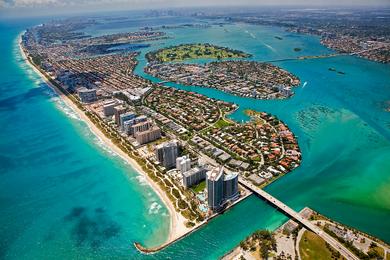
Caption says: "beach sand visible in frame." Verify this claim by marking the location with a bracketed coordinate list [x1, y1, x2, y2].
[18, 34, 191, 245]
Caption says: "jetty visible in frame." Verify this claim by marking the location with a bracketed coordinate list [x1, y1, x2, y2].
[134, 191, 252, 254]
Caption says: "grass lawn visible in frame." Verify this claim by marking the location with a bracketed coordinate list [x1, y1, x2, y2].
[191, 180, 206, 193]
[214, 118, 233, 128]
[154, 43, 250, 62]
[368, 245, 385, 258]
[299, 230, 334, 260]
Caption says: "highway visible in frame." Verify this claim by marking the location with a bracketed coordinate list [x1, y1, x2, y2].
[239, 177, 360, 260]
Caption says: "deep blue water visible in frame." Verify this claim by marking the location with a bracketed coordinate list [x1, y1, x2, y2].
[1, 14, 390, 260]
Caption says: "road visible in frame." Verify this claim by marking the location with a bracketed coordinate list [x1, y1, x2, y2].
[238, 177, 359, 260]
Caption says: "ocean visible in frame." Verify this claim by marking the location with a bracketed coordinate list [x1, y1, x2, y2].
[1, 14, 390, 259]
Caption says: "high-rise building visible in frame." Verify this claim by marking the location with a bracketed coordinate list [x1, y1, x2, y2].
[123, 119, 137, 135]
[182, 167, 207, 188]
[103, 99, 118, 117]
[114, 105, 126, 125]
[77, 87, 97, 103]
[155, 140, 179, 169]
[223, 172, 239, 200]
[206, 166, 224, 212]
[119, 112, 136, 130]
[135, 115, 147, 123]
[176, 156, 191, 173]
[131, 120, 152, 135]
[135, 126, 161, 145]
[122, 116, 148, 135]
[206, 167, 239, 212]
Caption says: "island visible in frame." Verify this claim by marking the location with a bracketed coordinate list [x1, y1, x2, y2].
[145, 43, 251, 62]
[145, 59, 301, 99]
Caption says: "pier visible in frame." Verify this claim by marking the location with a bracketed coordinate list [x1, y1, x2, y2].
[238, 177, 359, 260]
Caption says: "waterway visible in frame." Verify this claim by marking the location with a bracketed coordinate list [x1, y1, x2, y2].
[1, 13, 390, 259]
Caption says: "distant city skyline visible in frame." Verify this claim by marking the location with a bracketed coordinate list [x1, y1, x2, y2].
[1, 0, 390, 18]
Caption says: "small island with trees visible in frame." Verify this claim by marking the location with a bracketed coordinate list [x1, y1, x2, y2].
[146, 43, 251, 62]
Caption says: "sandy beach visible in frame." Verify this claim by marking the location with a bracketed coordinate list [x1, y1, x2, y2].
[18, 34, 191, 245]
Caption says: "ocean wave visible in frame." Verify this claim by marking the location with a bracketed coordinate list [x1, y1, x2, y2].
[89, 133, 120, 158]
[135, 175, 148, 186]
[51, 96, 82, 121]
[148, 201, 162, 215]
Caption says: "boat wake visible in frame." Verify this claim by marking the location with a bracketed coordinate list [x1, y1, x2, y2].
[262, 42, 278, 53]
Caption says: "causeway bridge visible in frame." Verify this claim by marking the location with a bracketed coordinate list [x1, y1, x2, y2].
[238, 177, 359, 260]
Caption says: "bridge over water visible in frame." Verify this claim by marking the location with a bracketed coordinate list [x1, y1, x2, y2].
[238, 177, 359, 260]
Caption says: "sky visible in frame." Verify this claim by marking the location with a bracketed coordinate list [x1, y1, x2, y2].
[1, 0, 390, 17]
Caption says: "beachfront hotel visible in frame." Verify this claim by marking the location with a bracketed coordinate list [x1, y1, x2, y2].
[155, 140, 179, 169]
[77, 87, 97, 103]
[102, 99, 119, 117]
[207, 167, 225, 212]
[114, 105, 126, 125]
[223, 172, 239, 201]
[182, 166, 207, 188]
[206, 167, 239, 212]
[176, 155, 191, 173]
[135, 126, 161, 145]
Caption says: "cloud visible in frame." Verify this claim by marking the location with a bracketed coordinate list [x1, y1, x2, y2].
[1, 0, 58, 8]
[1, 0, 389, 12]
[2, 0, 168, 8]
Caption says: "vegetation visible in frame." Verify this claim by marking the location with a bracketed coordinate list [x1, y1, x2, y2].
[146, 43, 251, 63]
[367, 242, 385, 259]
[324, 225, 369, 259]
[299, 230, 341, 260]
[191, 180, 206, 193]
[239, 230, 277, 259]
[214, 118, 233, 128]
[31, 54, 43, 66]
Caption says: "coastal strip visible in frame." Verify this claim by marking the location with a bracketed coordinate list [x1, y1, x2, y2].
[17, 33, 185, 244]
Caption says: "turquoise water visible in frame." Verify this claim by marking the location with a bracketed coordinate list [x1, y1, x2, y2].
[0, 18, 171, 259]
[135, 22, 390, 244]
[1, 15, 390, 259]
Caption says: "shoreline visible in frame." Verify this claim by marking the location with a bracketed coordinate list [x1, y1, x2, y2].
[134, 189, 252, 254]
[17, 33, 189, 246]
